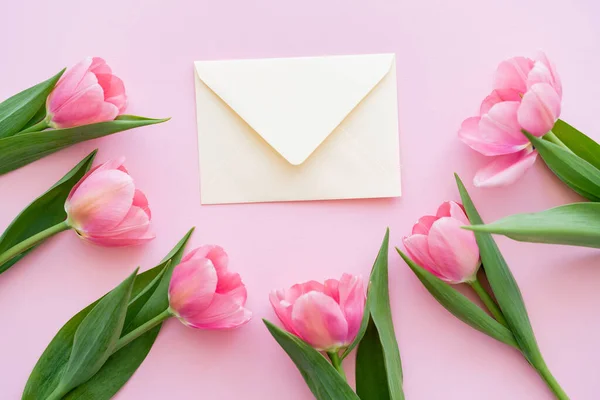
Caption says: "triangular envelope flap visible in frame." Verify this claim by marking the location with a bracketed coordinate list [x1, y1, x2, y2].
[195, 54, 395, 165]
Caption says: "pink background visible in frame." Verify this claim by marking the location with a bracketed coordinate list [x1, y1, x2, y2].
[1, 0, 599, 398]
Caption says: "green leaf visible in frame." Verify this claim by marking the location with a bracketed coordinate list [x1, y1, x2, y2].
[0, 115, 169, 175]
[0, 69, 64, 139]
[527, 131, 600, 201]
[455, 174, 544, 365]
[23, 229, 194, 400]
[263, 320, 359, 400]
[356, 317, 390, 400]
[50, 269, 138, 399]
[397, 248, 518, 348]
[552, 119, 600, 171]
[467, 202, 600, 248]
[354, 229, 404, 400]
[21, 104, 48, 131]
[0, 150, 96, 274]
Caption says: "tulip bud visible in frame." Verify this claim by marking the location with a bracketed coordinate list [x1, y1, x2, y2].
[168, 246, 252, 329]
[403, 201, 480, 284]
[65, 158, 154, 247]
[47, 57, 127, 129]
[458, 52, 562, 187]
[269, 273, 365, 352]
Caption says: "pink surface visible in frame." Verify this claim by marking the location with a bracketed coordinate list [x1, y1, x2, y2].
[0, 0, 599, 398]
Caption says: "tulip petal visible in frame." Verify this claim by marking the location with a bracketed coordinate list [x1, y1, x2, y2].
[428, 217, 480, 283]
[84, 230, 155, 247]
[436, 201, 469, 225]
[132, 189, 151, 218]
[458, 115, 527, 156]
[270, 290, 297, 334]
[534, 52, 562, 98]
[47, 57, 94, 112]
[480, 89, 522, 115]
[102, 75, 128, 113]
[479, 101, 530, 149]
[474, 149, 538, 188]
[402, 234, 439, 277]
[493, 56, 534, 93]
[517, 83, 561, 136]
[187, 300, 252, 330]
[338, 273, 365, 342]
[169, 258, 218, 319]
[324, 279, 340, 302]
[185, 284, 251, 329]
[181, 245, 240, 294]
[291, 292, 349, 351]
[66, 169, 135, 232]
[411, 215, 437, 235]
[89, 57, 112, 75]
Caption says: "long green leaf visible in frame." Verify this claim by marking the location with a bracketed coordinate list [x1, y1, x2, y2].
[23, 229, 194, 400]
[0, 115, 168, 175]
[467, 202, 600, 248]
[51, 269, 138, 398]
[0, 69, 64, 139]
[356, 318, 390, 400]
[551, 119, 600, 171]
[355, 229, 404, 400]
[0, 150, 96, 274]
[527, 132, 600, 201]
[264, 320, 360, 400]
[397, 248, 518, 348]
[455, 174, 543, 365]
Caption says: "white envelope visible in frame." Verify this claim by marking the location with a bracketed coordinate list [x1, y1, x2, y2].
[194, 53, 401, 204]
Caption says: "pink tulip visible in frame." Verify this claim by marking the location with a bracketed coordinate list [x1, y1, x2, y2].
[403, 201, 480, 284]
[47, 57, 127, 129]
[65, 158, 154, 247]
[458, 52, 562, 187]
[169, 246, 252, 329]
[269, 274, 365, 351]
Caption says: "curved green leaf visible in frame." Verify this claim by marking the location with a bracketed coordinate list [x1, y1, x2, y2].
[0, 150, 96, 274]
[0, 115, 169, 175]
[466, 202, 600, 248]
[397, 248, 518, 348]
[527, 132, 600, 201]
[551, 120, 600, 171]
[355, 229, 404, 400]
[0, 69, 64, 139]
[264, 320, 359, 400]
[455, 174, 544, 365]
[23, 229, 194, 400]
[49, 269, 138, 399]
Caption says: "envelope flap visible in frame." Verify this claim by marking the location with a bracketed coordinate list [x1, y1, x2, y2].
[194, 54, 395, 165]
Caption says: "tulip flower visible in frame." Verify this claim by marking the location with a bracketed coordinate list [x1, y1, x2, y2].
[0, 157, 153, 268]
[269, 274, 365, 354]
[403, 201, 480, 284]
[94, 243, 252, 362]
[458, 52, 563, 187]
[22, 57, 127, 133]
[65, 158, 154, 246]
[403, 201, 507, 326]
[168, 245, 252, 329]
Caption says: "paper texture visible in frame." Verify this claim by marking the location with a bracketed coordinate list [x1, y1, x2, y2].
[194, 53, 401, 204]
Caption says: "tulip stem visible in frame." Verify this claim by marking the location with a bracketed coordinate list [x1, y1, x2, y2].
[469, 278, 508, 328]
[0, 220, 70, 268]
[112, 308, 173, 354]
[535, 359, 569, 399]
[543, 131, 573, 153]
[18, 119, 50, 134]
[327, 351, 347, 381]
